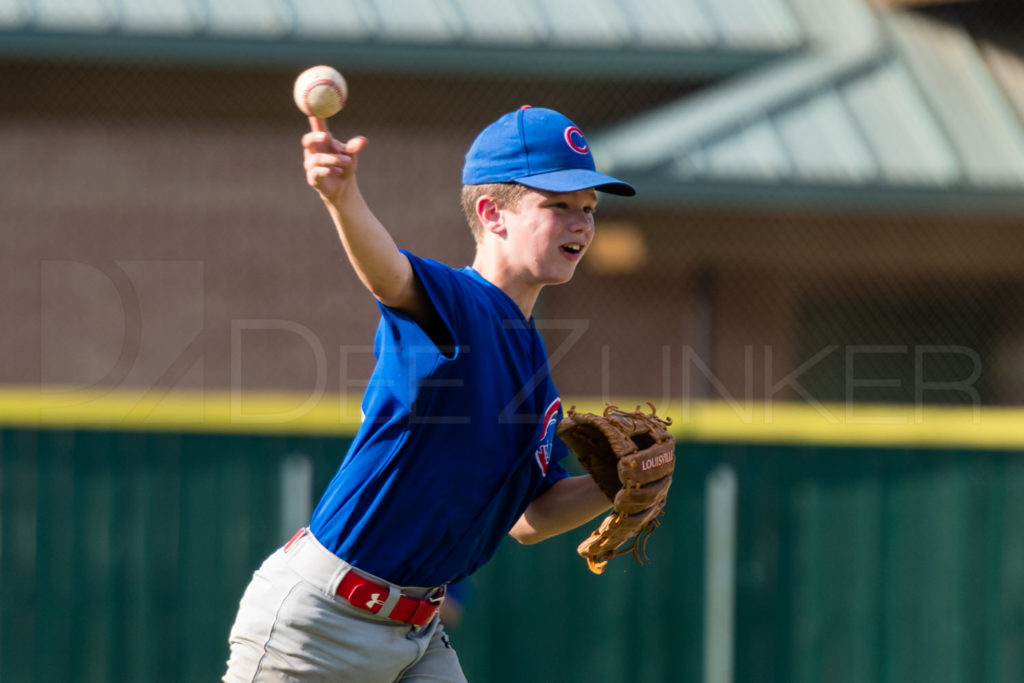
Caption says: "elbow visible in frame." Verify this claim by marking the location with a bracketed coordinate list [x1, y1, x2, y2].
[512, 531, 543, 546]
[369, 282, 407, 309]
[509, 520, 549, 546]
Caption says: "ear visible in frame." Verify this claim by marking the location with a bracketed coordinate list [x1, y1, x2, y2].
[475, 195, 507, 238]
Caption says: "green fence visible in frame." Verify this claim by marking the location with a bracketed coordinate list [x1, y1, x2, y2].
[459, 442, 1024, 683]
[3, 427, 1024, 682]
[0, 428, 346, 682]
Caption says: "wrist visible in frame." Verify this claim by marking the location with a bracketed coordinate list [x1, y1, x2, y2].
[321, 181, 360, 212]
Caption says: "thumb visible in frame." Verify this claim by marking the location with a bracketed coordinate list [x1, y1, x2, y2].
[344, 136, 369, 155]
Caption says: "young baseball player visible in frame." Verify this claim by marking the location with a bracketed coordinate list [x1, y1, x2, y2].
[224, 105, 636, 682]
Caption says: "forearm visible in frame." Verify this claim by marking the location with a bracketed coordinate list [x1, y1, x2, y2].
[510, 475, 612, 545]
[322, 188, 413, 306]
[303, 130, 419, 310]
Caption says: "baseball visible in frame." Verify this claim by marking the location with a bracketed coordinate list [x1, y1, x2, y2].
[293, 65, 348, 118]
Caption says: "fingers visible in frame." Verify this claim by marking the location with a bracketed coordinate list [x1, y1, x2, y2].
[305, 152, 346, 178]
[302, 147, 363, 173]
[301, 129, 368, 194]
[304, 152, 350, 187]
[302, 130, 342, 154]
[301, 132, 367, 156]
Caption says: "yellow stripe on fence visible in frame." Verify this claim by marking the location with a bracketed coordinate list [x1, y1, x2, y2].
[552, 397, 1024, 450]
[0, 386, 1022, 448]
[0, 385, 364, 435]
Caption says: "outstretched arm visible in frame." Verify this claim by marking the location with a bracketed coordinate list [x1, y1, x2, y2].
[302, 118, 432, 324]
[509, 475, 612, 545]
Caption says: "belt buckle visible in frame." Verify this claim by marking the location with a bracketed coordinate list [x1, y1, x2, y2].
[428, 584, 447, 605]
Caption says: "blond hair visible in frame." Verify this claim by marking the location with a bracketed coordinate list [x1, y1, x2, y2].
[460, 182, 529, 243]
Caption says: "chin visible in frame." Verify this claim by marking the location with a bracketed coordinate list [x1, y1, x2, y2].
[548, 266, 579, 285]
[531, 258, 581, 286]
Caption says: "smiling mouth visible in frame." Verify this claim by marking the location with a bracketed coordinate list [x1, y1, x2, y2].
[560, 243, 584, 257]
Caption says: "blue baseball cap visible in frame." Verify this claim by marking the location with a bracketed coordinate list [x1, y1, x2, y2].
[462, 106, 636, 196]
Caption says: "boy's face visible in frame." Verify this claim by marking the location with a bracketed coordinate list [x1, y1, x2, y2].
[501, 187, 598, 286]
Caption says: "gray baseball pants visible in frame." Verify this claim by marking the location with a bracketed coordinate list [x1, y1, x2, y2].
[224, 530, 467, 682]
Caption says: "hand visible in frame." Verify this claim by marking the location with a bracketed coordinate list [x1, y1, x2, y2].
[302, 117, 368, 206]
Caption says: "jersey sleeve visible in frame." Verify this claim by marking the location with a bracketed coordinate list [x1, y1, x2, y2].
[376, 250, 464, 351]
[537, 435, 571, 495]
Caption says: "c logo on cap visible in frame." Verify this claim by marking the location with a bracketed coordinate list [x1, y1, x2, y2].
[564, 126, 589, 155]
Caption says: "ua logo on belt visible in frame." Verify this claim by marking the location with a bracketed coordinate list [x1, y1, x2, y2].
[366, 592, 385, 610]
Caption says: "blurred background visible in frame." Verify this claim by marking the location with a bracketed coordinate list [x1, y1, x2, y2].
[3, 0, 1024, 680]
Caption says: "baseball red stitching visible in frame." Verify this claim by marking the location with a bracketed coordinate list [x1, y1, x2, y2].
[302, 78, 345, 115]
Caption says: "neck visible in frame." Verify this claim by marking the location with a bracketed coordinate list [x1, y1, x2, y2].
[471, 252, 541, 319]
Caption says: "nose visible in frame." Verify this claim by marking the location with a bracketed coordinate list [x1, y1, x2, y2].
[570, 209, 594, 233]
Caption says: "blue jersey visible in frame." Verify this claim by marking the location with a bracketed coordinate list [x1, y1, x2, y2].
[310, 251, 570, 587]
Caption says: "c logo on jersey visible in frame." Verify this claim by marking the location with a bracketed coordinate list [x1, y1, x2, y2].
[564, 126, 589, 155]
[534, 398, 562, 474]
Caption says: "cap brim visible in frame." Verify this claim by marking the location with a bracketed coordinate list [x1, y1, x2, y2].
[515, 169, 636, 197]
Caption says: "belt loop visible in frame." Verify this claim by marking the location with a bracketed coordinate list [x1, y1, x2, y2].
[380, 585, 402, 618]
[283, 528, 308, 552]
[326, 561, 353, 598]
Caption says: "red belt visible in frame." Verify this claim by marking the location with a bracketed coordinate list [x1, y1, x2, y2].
[336, 572, 444, 627]
[285, 529, 444, 627]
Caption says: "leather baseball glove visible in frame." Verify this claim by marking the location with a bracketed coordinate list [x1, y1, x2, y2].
[556, 403, 675, 574]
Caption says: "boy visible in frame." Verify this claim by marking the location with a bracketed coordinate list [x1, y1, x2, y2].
[225, 105, 636, 681]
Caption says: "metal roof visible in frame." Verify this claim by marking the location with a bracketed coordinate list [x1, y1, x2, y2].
[0, 0, 805, 77]
[3, 0, 1024, 212]
[0, 0, 806, 47]
[590, 0, 1024, 212]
